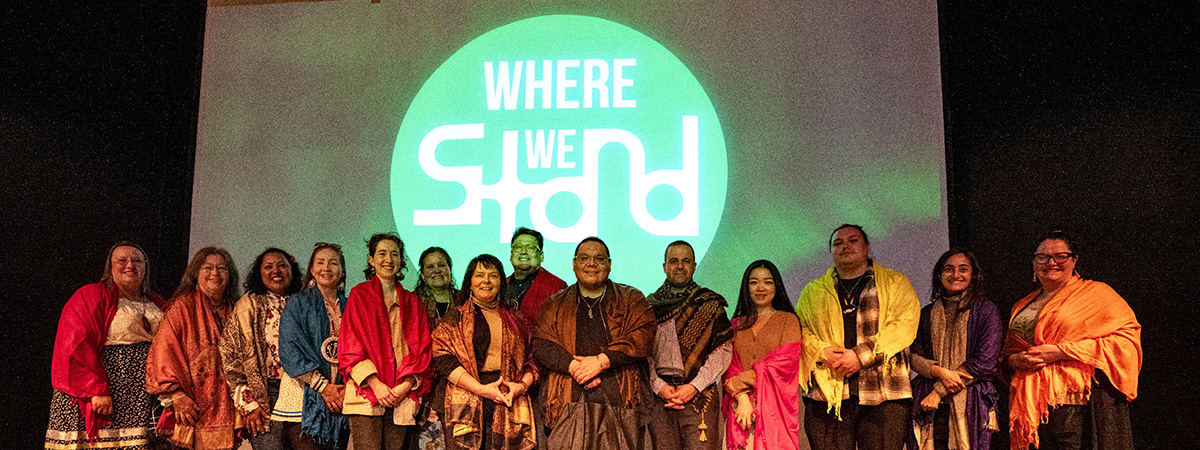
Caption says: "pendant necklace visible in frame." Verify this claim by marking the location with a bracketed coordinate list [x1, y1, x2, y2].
[837, 275, 866, 315]
[581, 294, 603, 319]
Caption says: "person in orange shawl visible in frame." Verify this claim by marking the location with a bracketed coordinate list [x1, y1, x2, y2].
[1002, 231, 1141, 450]
[338, 233, 433, 450]
[146, 247, 243, 450]
[531, 237, 656, 448]
[47, 241, 169, 450]
[432, 254, 538, 449]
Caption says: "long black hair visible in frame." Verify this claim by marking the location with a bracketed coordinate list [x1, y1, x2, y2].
[732, 259, 794, 331]
[930, 248, 985, 310]
[244, 247, 303, 296]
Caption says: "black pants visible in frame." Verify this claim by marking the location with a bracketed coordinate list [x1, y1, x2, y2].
[1035, 372, 1133, 450]
[804, 398, 909, 450]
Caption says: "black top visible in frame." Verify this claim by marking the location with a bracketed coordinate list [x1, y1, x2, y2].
[531, 290, 635, 407]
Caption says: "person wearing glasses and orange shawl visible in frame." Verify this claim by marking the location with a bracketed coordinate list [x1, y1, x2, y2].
[1002, 231, 1141, 450]
[432, 254, 538, 449]
[338, 233, 433, 450]
[146, 247, 243, 450]
[47, 241, 169, 450]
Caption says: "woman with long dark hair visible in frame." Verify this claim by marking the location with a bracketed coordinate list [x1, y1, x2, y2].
[909, 249, 1002, 450]
[415, 246, 457, 328]
[220, 247, 305, 448]
[721, 259, 802, 450]
[47, 241, 169, 449]
[431, 254, 538, 449]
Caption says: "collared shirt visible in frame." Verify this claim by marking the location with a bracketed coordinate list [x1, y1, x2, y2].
[648, 320, 733, 394]
[343, 291, 420, 423]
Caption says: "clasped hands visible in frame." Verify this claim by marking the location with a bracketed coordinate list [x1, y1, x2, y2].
[657, 384, 699, 410]
[568, 353, 610, 390]
[474, 377, 530, 408]
[1008, 344, 1066, 371]
[367, 374, 416, 408]
[918, 366, 974, 411]
[820, 346, 863, 377]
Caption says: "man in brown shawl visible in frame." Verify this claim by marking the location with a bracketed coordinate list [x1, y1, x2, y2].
[531, 236, 656, 447]
[645, 241, 733, 450]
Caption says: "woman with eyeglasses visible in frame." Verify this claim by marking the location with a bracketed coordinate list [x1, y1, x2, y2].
[146, 247, 243, 449]
[1001, 231, 1141, 450]
[47, 241, 169, 449]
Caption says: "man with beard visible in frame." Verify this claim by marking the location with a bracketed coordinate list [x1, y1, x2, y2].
[645, 241, 733, 450]
[507, 227, 568, 326]
[532, 237, 656, 448]
[795, 224, 919, 450]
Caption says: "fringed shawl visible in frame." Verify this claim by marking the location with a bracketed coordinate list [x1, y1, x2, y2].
[647, 281, 734, 381]
[338, 277, 433, 404]
[722, 318, 801, 450]
[910, 297, 1002, 450]
[796, 262, 920, 417]
[432, 301, 538, 450]
[51, 282, 166, 442]
[531, 281, 655, 425]
[278, 286, 348, 448]
[145, 291, 241, 450]
[1002, 278, 1141, 450]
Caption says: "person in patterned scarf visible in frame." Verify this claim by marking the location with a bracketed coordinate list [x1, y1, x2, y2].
[645, 241, 733, 450]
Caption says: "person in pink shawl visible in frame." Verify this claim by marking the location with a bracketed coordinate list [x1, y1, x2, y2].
[338, 233, 433, 450]
[722, 259, 803, 450]
[47, 241, 169, 449]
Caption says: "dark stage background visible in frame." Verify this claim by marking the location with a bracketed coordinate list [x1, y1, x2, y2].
[2, 2, 1196, 448]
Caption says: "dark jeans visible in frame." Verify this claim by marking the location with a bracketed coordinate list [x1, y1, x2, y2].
[804, 397, 909, 450]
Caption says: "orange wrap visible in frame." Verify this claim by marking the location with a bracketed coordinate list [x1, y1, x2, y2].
[145, 292, 242, 450]
[1001, 277, 1141, 450]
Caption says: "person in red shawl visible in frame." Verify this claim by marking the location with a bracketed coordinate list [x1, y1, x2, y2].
[1002, 231, 1141, 450]
[145, 247, 243, 450]
[506, 227, 567, 326]
[47, 241, 169, 450]
[432, 254, 538, 449]
[338, 233, 433, 450]
[721, 259, 802, 450]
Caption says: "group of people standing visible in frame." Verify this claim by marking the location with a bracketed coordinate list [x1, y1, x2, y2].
[46, 225, 1141, 450]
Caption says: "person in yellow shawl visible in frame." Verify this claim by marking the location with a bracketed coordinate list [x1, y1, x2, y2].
[795, 224, 919, 450]
[432, 254, 538, 450]
[1001, 231, 1141, 450]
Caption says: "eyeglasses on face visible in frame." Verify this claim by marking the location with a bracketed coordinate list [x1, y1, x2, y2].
[1032, 252, 1075, 264]
[511, 244, 540, 254]
[574, 255, 610, 265]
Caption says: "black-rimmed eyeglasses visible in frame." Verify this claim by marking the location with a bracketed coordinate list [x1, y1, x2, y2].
[1032, 252, 1075, 264]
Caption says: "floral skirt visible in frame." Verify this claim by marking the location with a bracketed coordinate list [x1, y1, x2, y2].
[46, 342, 159, 450]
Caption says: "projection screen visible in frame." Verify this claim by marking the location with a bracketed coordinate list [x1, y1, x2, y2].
[191, 0, 947, 305]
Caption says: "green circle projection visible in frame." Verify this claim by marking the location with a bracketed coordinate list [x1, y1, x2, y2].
[391, 14, 727, 290]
